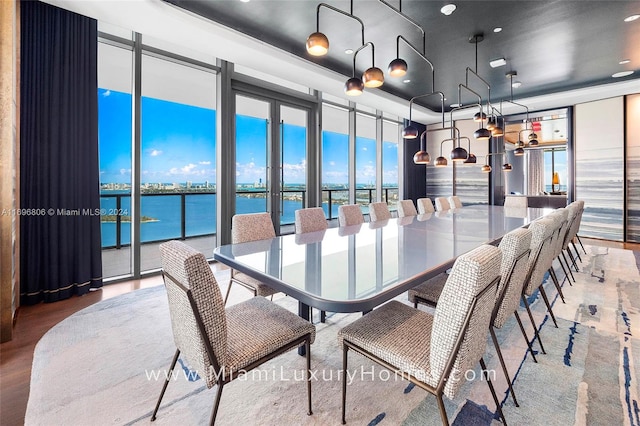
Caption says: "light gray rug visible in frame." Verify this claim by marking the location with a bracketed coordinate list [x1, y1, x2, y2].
[26, 245, 640, 425]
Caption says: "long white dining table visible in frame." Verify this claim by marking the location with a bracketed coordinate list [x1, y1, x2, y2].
[213, 205, 550, 322]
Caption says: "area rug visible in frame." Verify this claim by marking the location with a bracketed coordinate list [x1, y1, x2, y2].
[25, 245, 640, 425]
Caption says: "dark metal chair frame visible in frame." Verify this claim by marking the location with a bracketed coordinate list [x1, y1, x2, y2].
[151, 271, 313, 425]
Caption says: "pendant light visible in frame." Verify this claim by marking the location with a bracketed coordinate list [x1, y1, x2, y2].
[461, 137, 477, 164]
[306, 2, 364, 57]
[413, 131, 431, 164]
[344, 42, 383, 96]
[403, 91, 445, 142]
[482, 152, 512, 173]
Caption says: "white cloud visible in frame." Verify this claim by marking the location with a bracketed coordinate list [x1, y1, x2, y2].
[102, 90, 111, 97]
[329, 161, 336, 166]
[362, 147, 368, 151]
[199, 161, 211, 165]
[181, 163, 197, 173]
[150, 149, 163, 157]
[119, 168, 130, 175]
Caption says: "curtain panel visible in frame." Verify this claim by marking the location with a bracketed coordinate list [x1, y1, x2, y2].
[20, 1, 102, 304]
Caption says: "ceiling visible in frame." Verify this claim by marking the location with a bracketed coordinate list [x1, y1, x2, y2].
[164, 0, 640, 112]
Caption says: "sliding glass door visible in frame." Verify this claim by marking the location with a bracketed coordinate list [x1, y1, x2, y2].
[234, 94, 309, 234]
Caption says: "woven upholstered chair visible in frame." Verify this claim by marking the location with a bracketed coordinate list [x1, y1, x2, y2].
[228, 212, 278, 304]
[339, 245, 506, 425]
[409, 228, 533, 406]
[448, 195, 463, 209]
[570, 200, 587, 255]
[295, 207, 328, 234]
[153, 241, 316, 425]
[397, 200, 418, 218]
[561, 203, 582, 273]
[520, 217, 557, 354]
[416, 197, 435, 214]
[295, 207, 329, 323]
[434, 197, 450, 211]
[338, 204, 365, 227]
[542, 209, 570, 302]
[504, 195, 528, 208]
[368, 202, 391, 222]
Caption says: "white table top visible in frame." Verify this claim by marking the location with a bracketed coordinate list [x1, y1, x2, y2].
[213, 205, 549, 313]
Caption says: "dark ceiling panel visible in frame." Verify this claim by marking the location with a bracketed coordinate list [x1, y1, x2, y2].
[166, 0, 640, 111]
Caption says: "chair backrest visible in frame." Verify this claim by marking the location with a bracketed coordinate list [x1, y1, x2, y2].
[448, 195, 463, 209]
[504, 195, 528, 208]
[338, 204, 365, 227]
[430, 244, 502, 398]
[159, 241, 227, 389]
[524, 217, 556, 295]
[232, 212, 276, 244]
[548, 208, 569, 257]
[568, 200, 585, 240]
[368, 202, 391, 221]
[564, 202, 581, 248]
[434, 197, 450, 211]
[397, 200, 418, 218]
[493, 228, 532, 329]
[416, 197, 435, 214]
[295, 207, 328, 234]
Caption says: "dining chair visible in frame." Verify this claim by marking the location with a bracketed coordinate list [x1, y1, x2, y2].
[567, 200, 587, 258]
[153, 241, 316, 425]
[521, 217, 558, 354]
[339, 245, 506, 426]
[228, 212, 278, 304]
[295, 207, 329, 234]
[397, 200, 418, 218]
[434, 197, 450, 211]
[295, 207, 329, 323]
[448, 195, 462, 209]
[504, 195, 528, 208]
[561, 203, 582, 272]
[409, 228, 533, 406]
[416, 197, 435, 214]
[368, 202, 391, 222]
[338, 204, 365, 227]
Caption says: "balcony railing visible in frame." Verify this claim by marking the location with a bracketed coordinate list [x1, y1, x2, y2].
[100, 187, 398, 249]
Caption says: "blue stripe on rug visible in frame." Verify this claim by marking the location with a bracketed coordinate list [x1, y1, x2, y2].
[451, 400, 494, 426]
[564, 321, 579, 366]
[368, 412, 385, 425]
[178, 358, 201, 382]
[622, 346, 639, 426]
[404, 383, 415, 394]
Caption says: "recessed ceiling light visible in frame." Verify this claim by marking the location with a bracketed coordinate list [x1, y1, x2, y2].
[440, 4, 456, 16]
[612, 70, 634, 78]
[619, 59, 631, 64]
[493, 27, 502, 33]
[511, 81, 522, 88]
[402, 79, 411, 83]
[344, 48, 354, 54]
[490, 58, 507, 68]
[624, 14, 640, 22]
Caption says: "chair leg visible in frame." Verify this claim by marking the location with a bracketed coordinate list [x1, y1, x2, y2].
[341, 346, 348, 425]
[480, 357, 508, 425]
[151, 349, 180, 421]
[321, 310, 327, 323]
[436, 393, 450, 426]
[224, 281, 233, 305]
[522, 295, 546, 354]
[566, 248, 579, 272]
[576, 234, 587, 254]
[539, 286, 558, 328]
[514, 311, 538, 363]
[561, 252, 576, 282]
[548, 268, 565, 303]
[489, 328, 519, 407]
[306, 339, 313, 416]
[556, 254, 574, 285]
[208, 382, 224, 426]
[571, 240, 583, 263]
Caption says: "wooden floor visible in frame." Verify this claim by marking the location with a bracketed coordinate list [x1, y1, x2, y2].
[0, 237, 637, 425]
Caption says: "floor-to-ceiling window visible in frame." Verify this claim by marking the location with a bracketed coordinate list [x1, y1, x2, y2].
[98, 25, 218, 278]
[321, 103, 350, 219]
[356, 112, 377, 210]
[382, 119, 400, 209]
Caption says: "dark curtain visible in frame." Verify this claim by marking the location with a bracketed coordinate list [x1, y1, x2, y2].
[20, 1, 102, 304]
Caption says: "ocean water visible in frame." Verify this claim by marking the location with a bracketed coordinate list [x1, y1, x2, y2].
[99, 193, 344, 248]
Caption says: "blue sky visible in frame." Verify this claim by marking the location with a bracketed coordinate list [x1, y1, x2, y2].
[99, 88, 398, 186]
